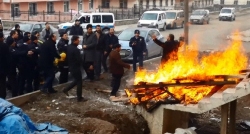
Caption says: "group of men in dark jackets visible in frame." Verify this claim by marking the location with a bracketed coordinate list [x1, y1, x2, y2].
[0, 20, 183, 102]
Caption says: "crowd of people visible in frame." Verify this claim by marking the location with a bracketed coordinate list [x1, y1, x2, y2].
[0, 20, 183, 102]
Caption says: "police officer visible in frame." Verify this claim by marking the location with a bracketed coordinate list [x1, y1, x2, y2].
[69, 19, 83, 36]
[17, 36, 34, 94]
[7, 38, 19, 97]
[28, 35, 40, 91]
[14, 24, 23, 42]
[57, 32, 69, 84]
[0, 32, 9, 99]
[6, 30, 18, 46]
[129, 30, 147, 72]
[17, 32, 31, 46]
[32, 31, 43, 45]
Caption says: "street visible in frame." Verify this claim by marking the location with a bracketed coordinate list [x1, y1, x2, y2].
[116, 9, 250, 52]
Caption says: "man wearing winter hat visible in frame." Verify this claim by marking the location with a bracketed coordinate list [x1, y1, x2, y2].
[17, 35, 34, 94]
[14, 24, 23, 41]
[57, 32, 69, 84]
[69, 19, 83, 36]
[28, 35, 40, 91]
[129, 30, 147, 72]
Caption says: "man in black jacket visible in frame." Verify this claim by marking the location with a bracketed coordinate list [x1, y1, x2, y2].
[129, 30, 147, 72]
[7, 38, 20, 97]
[28, 35, 40, 91]
[94, 25, 105, 80]
[57, 32, 69, 84]
[6, 30, 18, 46]
[152, 34, 181, 65]
[63, 35, 87, 102]
[103, 28, 118, 73]
[39, 33, 61, 94]
[69, 19, 83, 36]
[82, 24, 97, 81]
[17, 36, 33, 94]
[0, 32, 9, 99]
[14, 24, 23, 42]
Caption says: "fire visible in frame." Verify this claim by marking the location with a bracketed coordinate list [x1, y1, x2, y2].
[128, 31, 248, 104]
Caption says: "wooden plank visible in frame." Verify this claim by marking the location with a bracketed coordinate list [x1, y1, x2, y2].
[128, 81, 238, 89]
[7, 91, 41, 107]
[229, 100, 237, 134]
[162, 109, 189, 134]
[7, 81, 71, 106]
[220, 103, 229, 134]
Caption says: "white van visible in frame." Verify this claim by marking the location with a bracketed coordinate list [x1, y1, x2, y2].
[58, 12, 115, 34]
[219, 7, 236, 21]
[137, 11, 167, 31]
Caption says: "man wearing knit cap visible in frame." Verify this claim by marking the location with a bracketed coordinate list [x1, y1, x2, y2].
[0, 32, 9, 99]
[28, 35, 40, 91]
[7, 37, 19, 97]
[17, 35, 34, 94]
[14, 24, 23, 41]
[57, 32, 69, 84]
[129, 29, 146, 72]
[69, 19, 83, 36]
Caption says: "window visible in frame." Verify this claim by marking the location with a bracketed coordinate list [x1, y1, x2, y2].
[64, 1, 70, 12]
[146, 0, 149, 8]
[139, 0, 143, 6]
[234, 0, 238, 5]
[119, 0, 127, 8]
[152, 30, 160, 37]
[78, 0, 82, 11]
[153, 0, 156, 6]
[160, 0, 163, 6]
[89, 0, 93, 10]
[165, 0, 168, 6]
[171, 0, 173, 5]
[102, 15, 113, 23]
[32, 24, 42, 32]
[220, 0, 224, 4]
[247, 1, 250, 5]
[29, 3, 37, 16]
[102, 0, 110, 8]
[11, 3, 20, 17]
[93, 15, 101, 23]
[47, 2, 54, 14]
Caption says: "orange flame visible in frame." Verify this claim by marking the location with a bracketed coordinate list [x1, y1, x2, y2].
[129, 31, 248, 104]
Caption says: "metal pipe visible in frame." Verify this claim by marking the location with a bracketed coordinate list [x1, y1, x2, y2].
[184, 0, 189, 51]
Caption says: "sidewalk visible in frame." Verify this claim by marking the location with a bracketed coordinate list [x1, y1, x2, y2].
[228, 29, 250, 42]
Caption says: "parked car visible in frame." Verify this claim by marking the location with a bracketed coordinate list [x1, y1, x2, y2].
[4, 22, 59, 39]
[219, 7, 236, 21]
[137, 11, 167, 31]
[165, 10, 185, 29]
[189, 9, 210, 24]
[118, 28, 164, 61]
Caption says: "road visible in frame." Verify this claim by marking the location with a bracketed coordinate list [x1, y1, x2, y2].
[116, 9, 250, 52]
[160, 12, 250, 51]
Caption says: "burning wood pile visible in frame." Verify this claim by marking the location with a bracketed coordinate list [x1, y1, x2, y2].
[125, 33, 249, 112]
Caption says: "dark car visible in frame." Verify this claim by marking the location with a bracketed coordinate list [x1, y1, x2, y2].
[118, 28, 164, 61]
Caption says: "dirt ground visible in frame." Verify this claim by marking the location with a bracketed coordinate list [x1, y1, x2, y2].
[20, 51, 250, 134]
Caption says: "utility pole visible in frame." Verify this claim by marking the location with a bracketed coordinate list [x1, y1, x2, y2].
[184, 0, 189, 51]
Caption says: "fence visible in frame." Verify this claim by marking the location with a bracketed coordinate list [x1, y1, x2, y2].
[0, 10, 75, 23]
[1, 5, 249, 23]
